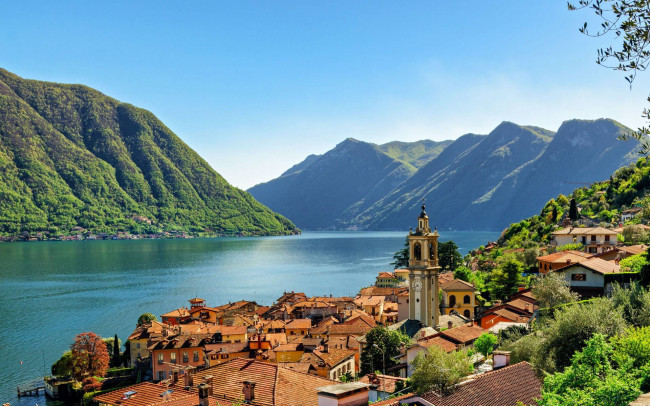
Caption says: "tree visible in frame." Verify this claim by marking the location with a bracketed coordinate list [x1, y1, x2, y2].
[541, 298, 628, 372]
[70, 332, 110, 381]
[611, 282, 650, 327]
[474, 333, 498, 358]
[569, 198, 579, 220]
[137, 312, 157, 326]
[539, 334, 642, 406]
[113, 334, 120, 367]
[410, 346, 473, 394]
[532, 273, 581, 309]
[360, 326, 410, 375]
[551, 205, 558, 224]
[622, 224, 649, 244]
[453, 266, 472, 282]
[489, 257, 523, 301]
[439, 241, 462, 272]
[51, 351, 73, 377]
[569, 1, 650, 155]
[391, 238, 409, 269]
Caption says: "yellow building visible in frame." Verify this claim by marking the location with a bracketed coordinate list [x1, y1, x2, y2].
[274, 343, 304, 363]
[204, 342, 250, 367]
[394, 269, 409, 285]
[440, 278, 476, 319]
[376, 272, 398, 288]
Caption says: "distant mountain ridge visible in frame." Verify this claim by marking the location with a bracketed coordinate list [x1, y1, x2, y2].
[248, 119, 640, 231]
[0, 68, 297, 236]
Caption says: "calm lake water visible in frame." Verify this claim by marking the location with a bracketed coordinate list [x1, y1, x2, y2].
[0, 230, 499, 405]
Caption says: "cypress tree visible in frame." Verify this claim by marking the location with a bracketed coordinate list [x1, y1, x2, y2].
[551, 206, 558, 223]
[569, 199, 579, 220]
[113, 334, 120, 368]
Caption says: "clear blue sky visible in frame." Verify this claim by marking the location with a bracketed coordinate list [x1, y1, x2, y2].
[2, 1, 649, 188]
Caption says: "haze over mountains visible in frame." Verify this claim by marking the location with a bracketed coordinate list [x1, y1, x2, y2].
[249, 119, 640, 231]
[0, 69, 297, 236]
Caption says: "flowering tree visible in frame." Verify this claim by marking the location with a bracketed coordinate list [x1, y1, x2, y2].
[70, 332, 110, 381]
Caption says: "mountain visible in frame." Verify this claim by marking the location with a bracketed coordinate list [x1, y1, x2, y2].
[247, 138, 449, 229]
[376, 139, 453, 170]
[250, 119, 640, 231]
[0, 68, 297, 236]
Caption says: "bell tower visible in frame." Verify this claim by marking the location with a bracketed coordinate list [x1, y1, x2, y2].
[408, 202, 441, 328]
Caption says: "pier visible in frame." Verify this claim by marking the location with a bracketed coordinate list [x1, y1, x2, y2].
[16, 379, 44, 397]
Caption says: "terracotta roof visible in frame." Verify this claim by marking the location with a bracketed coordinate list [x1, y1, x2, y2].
[161, 308, 190, 318]
[358, 286, 408, 296]
[255, 305, 271, 316]
[536, 250, 592, 264]
[417, 336, 457, 353]
[148, 334, 212, 351]
[551, 226, 618, 236]
[262, 320, 286, 330]
[293, 300, 335, 309]
[278, 362, 313, 374]
[275, 343, 302, 352]
[354, 296, 384, 307]
[492, 309, 531, 323]
[371, 362, 541, 406]
[358, 374, 408, 393]
[285, 318, 312, 330]
[192, 358, 336, 406]
[439, 272, 455, 285]
[420, 362, 541, 406]
[329, 318, 375, 337]
[439, 325, 486, 344]
[312, 348, 356, 368]
[619, 244, 648, 255]
[377, 272, 396, 278]
[93, 382, 229, 406]
[555, 257, 621, 274]
[441, 278, 476, 291]
[505, 299, 537, 314]
[203, 342, 249, 355]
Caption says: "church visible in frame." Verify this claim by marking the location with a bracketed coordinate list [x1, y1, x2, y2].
[407, 203, 441, 328]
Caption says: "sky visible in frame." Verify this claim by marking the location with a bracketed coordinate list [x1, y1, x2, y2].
[2, 1, 650, 189]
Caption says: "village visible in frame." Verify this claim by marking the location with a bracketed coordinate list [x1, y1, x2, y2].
[37, 205, 650, 406]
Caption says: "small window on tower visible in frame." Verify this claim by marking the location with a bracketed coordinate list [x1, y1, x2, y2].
[414, 243, 422, 260]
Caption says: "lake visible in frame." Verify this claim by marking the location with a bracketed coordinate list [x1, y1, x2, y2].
[0, 230, 499, 405]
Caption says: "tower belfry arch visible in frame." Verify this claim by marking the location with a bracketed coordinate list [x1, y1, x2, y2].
[408, 202, 441, 328]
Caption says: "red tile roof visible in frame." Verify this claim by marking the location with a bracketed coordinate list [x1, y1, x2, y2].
[312, 348, 356, 368]
[94, 382, 232, 406]
[285, 318, 312, 330]
[370, 362, 541, 406]
[416, 336, 457, 353]
[439, 325, 485, 345]
[358, 374, 408, 393]
[192, 358, 336, 406]
[441, 278, 476, 291]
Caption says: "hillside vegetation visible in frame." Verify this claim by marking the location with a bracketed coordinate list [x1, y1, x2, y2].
[0, 69, 297, 237]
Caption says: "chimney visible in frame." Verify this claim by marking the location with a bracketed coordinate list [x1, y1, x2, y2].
[198, 383, 211, 406]
[184, 370, 194, 388]
[242, 381, 256, 403]
[447, 321, 453, 329]
[493, 351, 511, 369]
[202, 376, 214, 395]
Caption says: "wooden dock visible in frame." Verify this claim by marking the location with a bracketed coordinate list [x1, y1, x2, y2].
[16, 379, 45, 397]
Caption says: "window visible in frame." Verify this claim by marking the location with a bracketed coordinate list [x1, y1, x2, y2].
[605, 235, 610, 241]
[221, 354, 228, 359]
[158, 353, 164, 365]
[464, 310, 471, 318]
[137, 352, 141, 359]
[591, 235, 596, 242]
[158, 371, 165, 380]
[463, 295, 471, 304]
[136, 343, 141, 349]
[449, 295, 456, 307]
[589, 247, 597, 253]
[170, 352, 176, 363]
[571, 273, 587, 281]
[193, 351, 199, 362]
[182, 352, 188, 363]
[414, 243, 421, 260]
